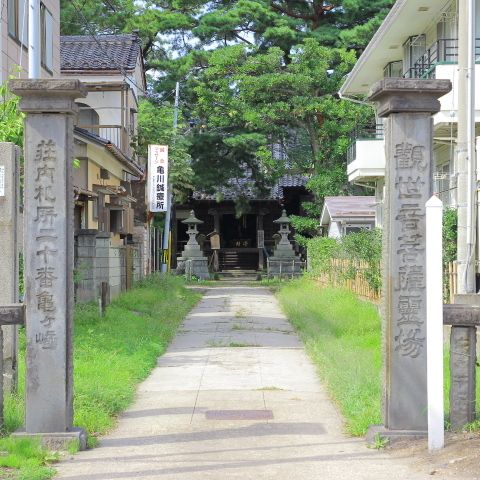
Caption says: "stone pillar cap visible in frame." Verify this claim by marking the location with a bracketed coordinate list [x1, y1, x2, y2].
[182, 210, 203, 225]
[368, 78, 452, 117]
[9, 79, 87, 114]
[274, 209, 291, 224]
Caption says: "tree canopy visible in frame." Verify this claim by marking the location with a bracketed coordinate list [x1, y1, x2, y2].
[61, 0, 393, 219]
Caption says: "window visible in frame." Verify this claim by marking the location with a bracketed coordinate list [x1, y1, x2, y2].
[434, 163, 451, 205]
[345, 224, 372, 235]
[110, 208, 124, 233]
[8, 0, 28, 46]
[383, 61, 403, 78]
[76, 103, 100, 134]
[403, 35, 426, 77]
[40, 3, 53, 72]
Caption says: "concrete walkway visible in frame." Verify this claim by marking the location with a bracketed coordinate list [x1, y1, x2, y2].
[55, 286, 439, 480]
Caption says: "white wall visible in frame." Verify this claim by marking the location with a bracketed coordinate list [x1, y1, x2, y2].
[347, 139, 386, 183]
[328, 222, 341, 239]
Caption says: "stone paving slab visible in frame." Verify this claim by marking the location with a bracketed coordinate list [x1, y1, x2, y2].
[54, 285, 446, 480]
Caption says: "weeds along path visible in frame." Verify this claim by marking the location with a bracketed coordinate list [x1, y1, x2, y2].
[54, 284, 439, 480]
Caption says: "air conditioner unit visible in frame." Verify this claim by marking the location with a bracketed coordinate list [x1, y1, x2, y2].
[100, 168, 110, 180]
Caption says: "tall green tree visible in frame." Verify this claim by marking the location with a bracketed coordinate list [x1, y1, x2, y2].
[61, 0, 393, 203]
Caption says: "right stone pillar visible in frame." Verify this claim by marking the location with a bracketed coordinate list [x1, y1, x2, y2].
[367, 78, 451, 441]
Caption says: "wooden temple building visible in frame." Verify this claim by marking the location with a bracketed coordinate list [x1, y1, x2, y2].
[173, 174, 310, 271]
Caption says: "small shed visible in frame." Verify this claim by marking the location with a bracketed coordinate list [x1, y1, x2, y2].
[320, 196, 376, 238]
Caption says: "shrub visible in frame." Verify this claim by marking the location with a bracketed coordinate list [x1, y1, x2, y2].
[306, 229, 382, 291]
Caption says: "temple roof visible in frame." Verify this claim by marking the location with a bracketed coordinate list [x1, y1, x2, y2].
[192, 174, 309, 202]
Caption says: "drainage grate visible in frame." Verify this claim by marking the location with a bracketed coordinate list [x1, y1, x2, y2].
[205, 410, 273, 420]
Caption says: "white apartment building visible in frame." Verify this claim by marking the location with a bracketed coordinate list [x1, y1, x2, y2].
[340, 0, 480, 226]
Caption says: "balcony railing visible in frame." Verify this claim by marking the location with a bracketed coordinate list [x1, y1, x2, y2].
[347, 126, 384, 166]
[77, 124, 132, 157]
[402, 38, 480, 79]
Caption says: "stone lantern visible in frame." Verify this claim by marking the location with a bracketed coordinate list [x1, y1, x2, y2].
[176, 210, 210, 279]
[274, 210, 293, 248]
[268, 209, 302, 277]
[182, 210, 204, 257]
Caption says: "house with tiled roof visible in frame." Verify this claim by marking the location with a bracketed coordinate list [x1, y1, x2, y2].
[320, 196, 376, 238]
[60, 33, 148, 299]
[175, 171, 311, 271]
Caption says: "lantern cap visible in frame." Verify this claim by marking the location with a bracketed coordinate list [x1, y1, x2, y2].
[273, 209, 291, 224]
[182, 210, 203, 225]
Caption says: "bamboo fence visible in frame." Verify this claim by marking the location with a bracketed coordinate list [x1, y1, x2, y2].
[315, 259, 458, 304]
[315, 258, 380, 303]
[444, 261, 458, 304]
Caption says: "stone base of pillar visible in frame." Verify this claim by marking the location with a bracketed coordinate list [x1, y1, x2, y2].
[366, 425, 427, 446]
[13, 427, 87, 451]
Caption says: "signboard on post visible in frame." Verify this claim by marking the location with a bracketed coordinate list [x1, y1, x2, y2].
[148, 145, 169, 212]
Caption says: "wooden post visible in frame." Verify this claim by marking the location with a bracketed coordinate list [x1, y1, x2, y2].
[101, 282, 109, 316]
[126, 245, 133, 290]
[426, 195, 444, 451]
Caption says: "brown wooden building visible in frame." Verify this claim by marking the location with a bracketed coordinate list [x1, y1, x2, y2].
[174, 175, 310, 271]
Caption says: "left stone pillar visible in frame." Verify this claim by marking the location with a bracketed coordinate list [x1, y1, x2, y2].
[10, 79, 87, 449]
[0, 143, 21, 393]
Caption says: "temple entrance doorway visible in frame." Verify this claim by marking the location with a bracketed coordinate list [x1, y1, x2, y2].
[219, 214, 258, 270]
[220, 214, 257, 248]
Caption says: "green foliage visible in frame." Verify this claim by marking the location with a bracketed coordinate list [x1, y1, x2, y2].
[0, 437, 56, 480]
[443, 208, 457, 264]
[305, 236, 340, 273]
[290, 215, 319, 237]
[60, 1, 392, 202]
[278, 279, 479, 435]
[136, 99, 194, 201]
[277, 280, 382, 435]
[0, 79, 24, 146]
[3, 274, 200, 475]
[306, 229, 382, 291]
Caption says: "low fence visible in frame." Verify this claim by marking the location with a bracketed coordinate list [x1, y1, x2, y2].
[313, 258, 380, 303]
[445, 261, 458, 304]
[314, 258, 459, 305]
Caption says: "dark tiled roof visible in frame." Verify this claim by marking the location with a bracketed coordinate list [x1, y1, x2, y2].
[192, 174, 308, 201]
[61, 34, 141, 71]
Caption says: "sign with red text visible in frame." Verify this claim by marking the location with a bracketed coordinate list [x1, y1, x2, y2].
[148, 145, 169, 212]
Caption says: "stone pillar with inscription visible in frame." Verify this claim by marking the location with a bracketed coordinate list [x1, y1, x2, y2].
[366, 79, 451, 442]
[0, 143, 21, 393]
[10, 79, 87, 449]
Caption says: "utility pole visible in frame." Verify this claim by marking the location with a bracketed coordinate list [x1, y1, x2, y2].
[28, 0, 41, 78]
[161, 81, 180, 273]
[456, 0, 476, 294]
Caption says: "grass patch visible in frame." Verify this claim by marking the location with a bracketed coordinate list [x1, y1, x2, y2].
[3, 274, 200, 478]
[231, 324, 250, 331]
[277, 278, 381, 436]
[278, 278, 480, 436]
[0, 438, 57, 480]
[234, 308, 248, 319]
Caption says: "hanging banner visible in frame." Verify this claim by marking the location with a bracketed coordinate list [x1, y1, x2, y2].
[148, 145, 169, 212]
